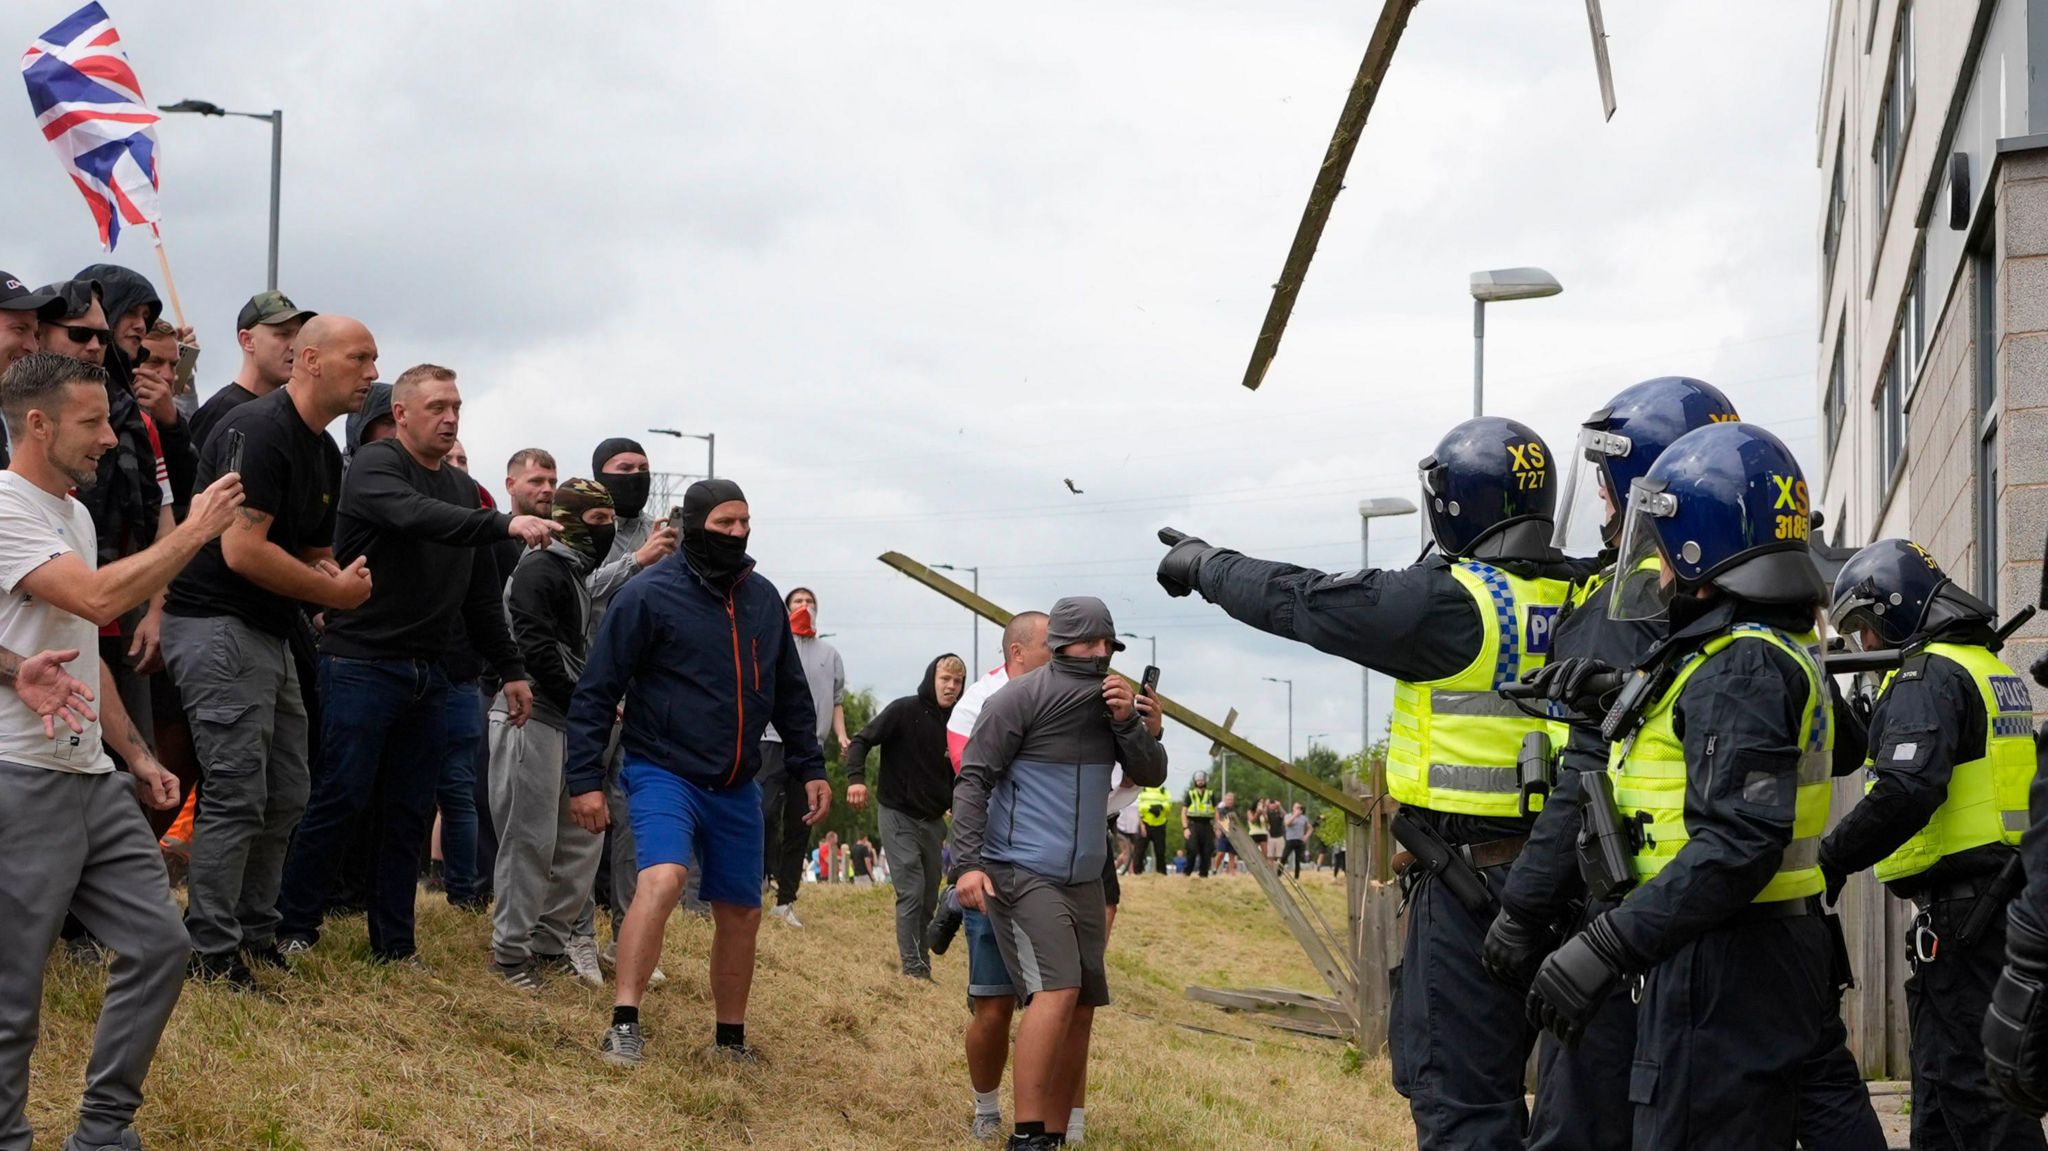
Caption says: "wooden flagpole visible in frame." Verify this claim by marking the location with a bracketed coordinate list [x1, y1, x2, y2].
[149, 224, 188, 330]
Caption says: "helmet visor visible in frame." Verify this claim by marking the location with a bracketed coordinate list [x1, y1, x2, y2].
[1608, 480, 1678, 622]
[1552, 425, 1630, 553]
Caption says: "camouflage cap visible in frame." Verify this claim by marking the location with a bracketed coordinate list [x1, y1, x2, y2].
[236, 290, 315, 332]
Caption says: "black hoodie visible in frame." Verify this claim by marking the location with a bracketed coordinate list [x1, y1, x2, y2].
[845, 655, 960, 821]
[71, 264, 190, 557]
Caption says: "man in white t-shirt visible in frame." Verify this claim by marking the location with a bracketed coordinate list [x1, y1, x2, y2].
[0, 352, 242, 1151]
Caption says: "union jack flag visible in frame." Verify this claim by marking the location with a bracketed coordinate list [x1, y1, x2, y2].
[20, 3, 161, 251]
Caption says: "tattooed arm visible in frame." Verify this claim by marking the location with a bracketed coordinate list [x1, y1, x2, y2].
[0, 646, 97, 739]
[220, 506, 369, 611]
[98, 662, 178, 809]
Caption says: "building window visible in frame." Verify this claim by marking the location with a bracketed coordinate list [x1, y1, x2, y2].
[1823, 132, 1845, 297]
[1974, 235, 2000, 608]
[1904, 253, 1927, 391]
[1824, 331, 1846, 459]
[1874, 1, 1914, 226]
[1876, 335, 1906, 503]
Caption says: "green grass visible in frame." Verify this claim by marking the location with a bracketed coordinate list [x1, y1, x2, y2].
[26, 873, 1413, 1149]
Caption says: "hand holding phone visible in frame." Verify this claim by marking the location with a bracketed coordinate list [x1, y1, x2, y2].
[224, 428, 247, 477]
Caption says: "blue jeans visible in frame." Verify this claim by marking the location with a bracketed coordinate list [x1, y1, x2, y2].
[435, 680, 485, 904]
[276, 656, 452, 960]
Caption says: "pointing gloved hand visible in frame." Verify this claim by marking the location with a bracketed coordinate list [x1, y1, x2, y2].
[1481, 907, 1559, 991]
[1519, 657, 1621, 712]
[1156, 528, 1216, 598]
[1820, 856, 1849, 908]
[1526, 912, 1634, 1047]
[1986, 910, 2048, 1117]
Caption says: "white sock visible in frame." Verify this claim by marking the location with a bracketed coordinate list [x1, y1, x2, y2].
[1067, 1107, 1085, 1145]
[973, 1088, 1001, 1117]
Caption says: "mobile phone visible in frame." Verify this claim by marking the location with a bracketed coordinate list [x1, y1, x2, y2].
[1140, 665, 1161, 696]
[224, 428, 246, 476]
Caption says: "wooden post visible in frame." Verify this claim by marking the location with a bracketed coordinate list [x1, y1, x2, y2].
[1239, 0, 1421, 390]
[1225, 821, 1355, 1019]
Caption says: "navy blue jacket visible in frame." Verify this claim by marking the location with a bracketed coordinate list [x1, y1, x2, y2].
[564, 553, 824, 796]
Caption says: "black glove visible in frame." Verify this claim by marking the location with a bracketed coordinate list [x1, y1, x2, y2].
[2032, 650, 2048, 691]
[1482, 907, 1558, 991]
[1156, 527, 1215, 599]
[1519, 657, 1620, 712]
[1820, 859, 1849, 908]
[1527, 913, 1632, 1047]
[1986, 909, 2048, 1117]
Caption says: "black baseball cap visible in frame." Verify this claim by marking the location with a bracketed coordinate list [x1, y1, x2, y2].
[0, 273, 64, 320]
[236, 290, 315, 332]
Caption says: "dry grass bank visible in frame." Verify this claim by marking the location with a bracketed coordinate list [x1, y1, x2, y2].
[28, 872, 1413, 1149]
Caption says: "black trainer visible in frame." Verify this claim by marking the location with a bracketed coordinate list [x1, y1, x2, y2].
[927, 889, 965, 956]
[243, 941, 291, 971]
[188, 950, 257, 990]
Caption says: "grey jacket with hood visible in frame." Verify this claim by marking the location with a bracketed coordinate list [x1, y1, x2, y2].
[952, 597, 1168, 885]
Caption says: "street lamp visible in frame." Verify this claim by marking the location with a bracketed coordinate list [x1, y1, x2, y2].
[1468, 267, 1562, 417]
[158, 99, 283, 291]
[1358, 497, 1417, 764]
[1263, 675, 1294, 805]
[647, 428, 716, 478]
[1118, 632, 1157, 667]
[930, 563, 981, 671]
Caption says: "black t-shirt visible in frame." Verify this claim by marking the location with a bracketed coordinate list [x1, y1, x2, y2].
[165, 386, 341, 636]
[1265, 809, 1285, 838]
[849, 842, 873, 877]
[188, 382, 260, 454]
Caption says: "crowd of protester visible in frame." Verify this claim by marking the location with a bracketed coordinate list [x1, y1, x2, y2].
[0, 261, 1291, 1150]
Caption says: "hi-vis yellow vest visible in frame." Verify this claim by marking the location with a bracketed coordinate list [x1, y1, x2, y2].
[1139, 786, 1173, 827]
[1610, 625, 1832, 903]
[1869, 642, 2036, 883]
[1185, 787, 1216, 818]
[1387, 561, 1570, 818]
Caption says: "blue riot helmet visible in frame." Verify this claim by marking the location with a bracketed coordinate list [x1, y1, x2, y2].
[1418, 417, 1557, 559]
[1552, 377, 1741, 554]
[1830, 538, 1994, 650]
[1608, 422, 1826, 621]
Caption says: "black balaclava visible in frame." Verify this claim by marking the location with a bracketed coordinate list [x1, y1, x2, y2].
[680, 478, 751, 589]
[592, 436, 651, 519]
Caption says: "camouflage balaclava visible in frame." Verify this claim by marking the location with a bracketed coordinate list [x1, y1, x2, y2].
[552, 477, 615, 565]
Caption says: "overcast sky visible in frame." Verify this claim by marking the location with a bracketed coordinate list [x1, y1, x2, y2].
[3, 1, 1828, 793]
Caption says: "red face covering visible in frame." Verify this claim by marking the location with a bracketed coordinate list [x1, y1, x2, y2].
[789, 604, 816, 637]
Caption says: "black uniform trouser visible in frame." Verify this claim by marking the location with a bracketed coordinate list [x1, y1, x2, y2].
[1905, 900, 2048, 1150]
[1141, 824, 1168, 875]
[1186, 819, 1215, 877]
[1631, 914, 1880, 1150]
[1528, 895, 1636, 1151]
[1389, 859, 1535, 1148]
[757, 741, 808, 906]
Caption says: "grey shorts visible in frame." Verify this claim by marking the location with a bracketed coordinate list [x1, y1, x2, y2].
[984, 861, 1109, 1007]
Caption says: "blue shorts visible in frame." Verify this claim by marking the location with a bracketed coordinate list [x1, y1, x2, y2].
[621, 760, 764, 908]
[965, 907, 1016, 1002]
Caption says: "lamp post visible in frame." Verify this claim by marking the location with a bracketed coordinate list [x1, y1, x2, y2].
[1468, 267, 1563, 417]
[1118, 632, 1157, 667]
[158, 99, 283, 291]
[930, 563, 981, 671]
[1264, 675, 1294, 805]
[1357, 497, 1417, 762]
[647, 428, 716, 478]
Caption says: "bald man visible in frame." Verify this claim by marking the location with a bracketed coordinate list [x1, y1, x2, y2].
[160, 314, 378, 985]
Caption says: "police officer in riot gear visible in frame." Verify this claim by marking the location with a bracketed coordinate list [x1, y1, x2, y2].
[1181, 771, 1218, 878]
[1483, 377, 1737, 1151]
[1820, 539, 2043, 1148]
[1523, 422, 1876, 1149]
[1158, 415, 1575, 1148]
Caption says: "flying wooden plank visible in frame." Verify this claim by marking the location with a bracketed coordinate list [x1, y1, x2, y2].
[1585, 0, 1618, 121]
[1239, 0, 1421, 391]
[878, 551, 1367, 819]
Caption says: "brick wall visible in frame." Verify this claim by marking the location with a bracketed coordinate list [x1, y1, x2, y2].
[1996, 155, 2048, 681]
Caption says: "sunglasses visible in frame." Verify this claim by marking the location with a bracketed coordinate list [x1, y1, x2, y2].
[53, 324, 110, 347]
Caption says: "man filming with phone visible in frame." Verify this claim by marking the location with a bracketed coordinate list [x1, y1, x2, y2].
[951, 596, 1167, 1151]
[161, 315, 380, 985]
